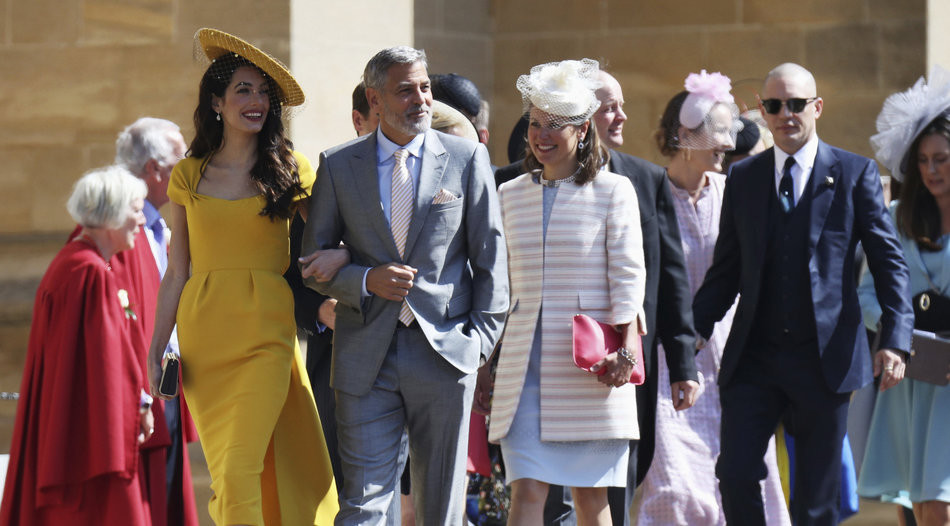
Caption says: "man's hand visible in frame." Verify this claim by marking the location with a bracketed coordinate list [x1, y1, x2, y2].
[367, 263, 417, 301]
[473, 362, 494, 415]
[695, 336, 707, 351]
[874, 348, 905, 391]
[300, 248, 350, 282]
[671, 380, 700, 411]
[318, 298, 338, 331]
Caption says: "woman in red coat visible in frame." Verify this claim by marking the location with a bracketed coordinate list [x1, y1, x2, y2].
[0, 166, 152, 525]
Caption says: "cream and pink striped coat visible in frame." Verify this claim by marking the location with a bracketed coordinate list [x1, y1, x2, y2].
[489, 170, 647, 443]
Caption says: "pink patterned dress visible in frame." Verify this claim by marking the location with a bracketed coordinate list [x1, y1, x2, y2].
[634, 172, 790, 525]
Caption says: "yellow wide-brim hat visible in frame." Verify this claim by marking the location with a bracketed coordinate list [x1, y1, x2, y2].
[194, 28, 305, 107]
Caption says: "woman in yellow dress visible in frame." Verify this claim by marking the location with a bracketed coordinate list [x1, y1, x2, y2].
[147, 29, 341, 525]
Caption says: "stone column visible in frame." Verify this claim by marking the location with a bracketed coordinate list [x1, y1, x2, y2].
[929, 0, 950, 71]
[290, 0, 414, 156]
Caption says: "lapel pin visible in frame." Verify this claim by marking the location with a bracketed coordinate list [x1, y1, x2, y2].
[824, 176, 834, 187]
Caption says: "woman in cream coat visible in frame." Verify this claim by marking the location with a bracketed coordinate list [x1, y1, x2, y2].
[482, 59, 646, 526]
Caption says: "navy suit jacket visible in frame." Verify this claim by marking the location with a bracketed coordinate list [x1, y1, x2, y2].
[693, 141, 913, 393]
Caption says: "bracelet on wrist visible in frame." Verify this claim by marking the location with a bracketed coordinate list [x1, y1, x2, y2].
[140, 393, 153, 412]
[616, 347, 637, 366]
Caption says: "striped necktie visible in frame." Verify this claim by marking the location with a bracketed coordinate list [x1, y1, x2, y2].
[391, 148, 415, 325]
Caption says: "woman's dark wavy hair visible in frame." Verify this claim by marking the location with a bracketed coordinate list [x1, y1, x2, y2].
[655, 90, 690, 158]
[895, 114, 950, 251]
[521, 108, 609, 185]
[189, 54, 303, 220]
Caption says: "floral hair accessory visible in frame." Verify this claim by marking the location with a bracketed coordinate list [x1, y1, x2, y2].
[674, 70, 742, 151]
[679, 70, 735, 129]
[516, 58, 601, 127]
[871, 65, 950, 182]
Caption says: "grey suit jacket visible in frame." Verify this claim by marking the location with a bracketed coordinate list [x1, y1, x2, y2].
[302, 129, 509, 396]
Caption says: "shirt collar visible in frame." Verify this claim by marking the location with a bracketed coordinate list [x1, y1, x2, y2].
[376, 127, 426, 162]
[143, 199, 162, 228]
[774, 134, 820, 174]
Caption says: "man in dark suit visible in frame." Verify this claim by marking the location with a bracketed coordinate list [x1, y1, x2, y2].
[495, 70, 699, 526]
[692, 63, 913, 526]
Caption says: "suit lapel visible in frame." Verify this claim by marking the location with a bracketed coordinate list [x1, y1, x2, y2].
[749, 149, 775, 260]
[808, 141, 841, 254]
[350, 133, 401, 261]
[404, 129, 448, 258]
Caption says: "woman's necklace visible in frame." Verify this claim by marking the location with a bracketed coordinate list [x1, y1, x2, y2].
[536, 167, 580, 187]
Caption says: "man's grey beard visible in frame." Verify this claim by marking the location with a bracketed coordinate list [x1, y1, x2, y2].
[402, 107, 431, 135]
[383, 104, 431, 137]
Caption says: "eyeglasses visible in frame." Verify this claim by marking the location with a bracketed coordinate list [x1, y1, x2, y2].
[761, 97, 818, 114]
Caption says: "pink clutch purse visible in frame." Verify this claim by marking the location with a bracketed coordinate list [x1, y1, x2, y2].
[572, 314, 645, 385]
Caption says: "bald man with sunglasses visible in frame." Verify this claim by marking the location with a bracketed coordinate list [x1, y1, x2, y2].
[692, 63, 913, 526]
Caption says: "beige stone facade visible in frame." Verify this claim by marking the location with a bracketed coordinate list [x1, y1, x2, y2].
[0, 1, 299, 470]
[490, 0, 926, 166]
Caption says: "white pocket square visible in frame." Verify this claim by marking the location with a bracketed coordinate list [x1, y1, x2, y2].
[432, 189, 460, 205]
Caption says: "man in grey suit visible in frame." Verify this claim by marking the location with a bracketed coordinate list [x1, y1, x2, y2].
[301, 46, 508, 526]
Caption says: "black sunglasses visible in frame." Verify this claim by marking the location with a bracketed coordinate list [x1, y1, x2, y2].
[761, 97, 818, 114]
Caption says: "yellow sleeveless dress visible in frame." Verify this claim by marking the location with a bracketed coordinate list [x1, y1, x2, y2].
[168, 152, 338, 525]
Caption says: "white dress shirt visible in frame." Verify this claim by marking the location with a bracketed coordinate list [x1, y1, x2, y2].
[773, 134, 820, 205]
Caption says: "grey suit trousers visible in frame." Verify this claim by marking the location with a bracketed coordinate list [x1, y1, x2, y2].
[334, 325, 475, 526]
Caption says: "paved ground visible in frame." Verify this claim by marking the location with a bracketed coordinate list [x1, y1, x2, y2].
[185, 439, 900, 525]
[0, 424, 903, 525]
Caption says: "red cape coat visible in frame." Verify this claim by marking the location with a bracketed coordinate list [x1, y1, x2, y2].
[0, 240, 149, 525]
[106, 226, 200, 526]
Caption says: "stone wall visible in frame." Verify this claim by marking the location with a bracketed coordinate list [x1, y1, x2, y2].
[0, 0, 294, 455]
[489, 0, 927, 167]
[0, 0, 297, 236]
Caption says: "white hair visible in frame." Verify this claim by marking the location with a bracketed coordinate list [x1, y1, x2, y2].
[67, 166, 147, 229]
[115, 117, 182, 177]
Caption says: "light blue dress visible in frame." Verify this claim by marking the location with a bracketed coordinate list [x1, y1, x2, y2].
[856, 203, 950, 506]
[499, 176, 629, 487]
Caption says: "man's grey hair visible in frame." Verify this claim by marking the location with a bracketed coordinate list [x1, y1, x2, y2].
[363, 46, 428, 92]
[67, 165, 147, 229]
[115, 117, 182, 177]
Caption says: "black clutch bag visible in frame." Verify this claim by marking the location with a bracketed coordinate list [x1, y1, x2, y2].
[159, 351, 180, 398]
[912, 289, 950, 333]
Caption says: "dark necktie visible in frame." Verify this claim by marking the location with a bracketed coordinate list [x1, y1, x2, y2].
[780, 157, 796, 213]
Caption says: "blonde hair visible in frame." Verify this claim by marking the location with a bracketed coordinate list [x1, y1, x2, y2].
[431, 100, 479, 142]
